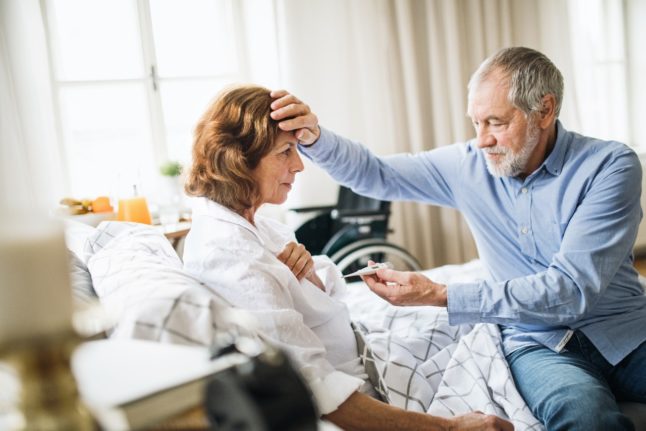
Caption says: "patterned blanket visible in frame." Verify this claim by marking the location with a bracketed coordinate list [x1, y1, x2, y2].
[341, 261, 544, 430]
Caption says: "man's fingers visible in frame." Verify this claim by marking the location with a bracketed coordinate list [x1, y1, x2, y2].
[363, 276, 393, 299]
[270, 93, 302, 110]
[359, 272, 378, 285]
[277, 116, 319, 137]
[375, 268, 412, 285]
[361, 265, 400, 301]
[268, 91, 320, 145]
[270, 103, 310, 122]
[270, 89, 288, 99]
[295, 128, 319, 146]
[276, 112, 318, 131]
[270, 90, 300, 104]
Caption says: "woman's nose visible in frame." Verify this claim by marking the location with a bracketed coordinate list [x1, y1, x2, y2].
[291, 151, 304, 173]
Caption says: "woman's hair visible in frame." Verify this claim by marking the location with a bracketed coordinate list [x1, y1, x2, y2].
[468, 46, 564, 118]
[185, 84, 279, 213]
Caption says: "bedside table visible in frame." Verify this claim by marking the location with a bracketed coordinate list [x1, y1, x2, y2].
[155, 221, 191, 251]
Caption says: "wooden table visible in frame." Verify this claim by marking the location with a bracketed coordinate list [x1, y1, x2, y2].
[156, 221, 191, 250]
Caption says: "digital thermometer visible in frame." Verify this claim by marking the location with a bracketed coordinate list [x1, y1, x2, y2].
[342, 262, 393, 278]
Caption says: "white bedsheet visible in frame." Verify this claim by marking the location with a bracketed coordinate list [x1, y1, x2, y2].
[341, 260, 544, 430]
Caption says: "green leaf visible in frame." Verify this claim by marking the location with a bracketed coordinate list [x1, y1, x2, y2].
[160, 161, 183, 177]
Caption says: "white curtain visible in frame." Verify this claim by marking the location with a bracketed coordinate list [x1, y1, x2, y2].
[626, 0, 646, 148]
[275, 0, 579, 268]
[0, 0, 66, 215]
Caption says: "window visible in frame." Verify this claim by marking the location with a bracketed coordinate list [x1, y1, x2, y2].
[567, 0, 646, 149]
[625, 0, 646, 149]
[42, 0, 279, 200]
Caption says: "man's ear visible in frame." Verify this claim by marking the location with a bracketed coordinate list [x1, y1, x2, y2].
[538, 94, 557, 129]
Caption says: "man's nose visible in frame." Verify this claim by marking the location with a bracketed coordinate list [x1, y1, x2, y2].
[476, 127, 496, 149]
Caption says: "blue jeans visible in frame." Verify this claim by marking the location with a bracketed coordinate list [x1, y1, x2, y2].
[507, 331, 646, 431]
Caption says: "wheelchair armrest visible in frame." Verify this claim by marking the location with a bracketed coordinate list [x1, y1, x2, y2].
[331, 208, 390, 220]
[289, 205, 335, 214]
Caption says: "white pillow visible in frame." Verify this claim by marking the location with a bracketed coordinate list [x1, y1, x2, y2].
[68, 250, 97, 304]
[64, 219, 98, 263]
[86, 221, 234, 347]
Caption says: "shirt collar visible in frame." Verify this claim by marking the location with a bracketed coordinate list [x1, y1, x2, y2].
[190, 197, 264, 245]
[541, 120, 569, 176]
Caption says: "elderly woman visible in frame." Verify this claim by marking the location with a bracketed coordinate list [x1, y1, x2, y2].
[182, 85, 512, 431]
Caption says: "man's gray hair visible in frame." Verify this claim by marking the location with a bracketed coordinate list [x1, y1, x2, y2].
[468, 47, 564, 117]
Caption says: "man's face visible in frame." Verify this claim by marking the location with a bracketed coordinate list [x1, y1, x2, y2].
[467, 69, 541, 178]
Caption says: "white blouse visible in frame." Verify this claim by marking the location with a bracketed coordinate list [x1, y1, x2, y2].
[183, 197, 367, 414]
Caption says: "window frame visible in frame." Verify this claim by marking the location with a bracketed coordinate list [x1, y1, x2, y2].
[39, 0, 251, 197]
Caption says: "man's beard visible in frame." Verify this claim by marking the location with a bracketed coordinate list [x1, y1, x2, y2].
[483, 122, 541, 178]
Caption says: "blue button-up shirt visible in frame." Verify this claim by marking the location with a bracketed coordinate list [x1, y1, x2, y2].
[300, 121, 646, 365]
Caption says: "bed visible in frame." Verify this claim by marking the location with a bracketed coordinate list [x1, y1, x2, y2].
[69, 220, 646, 430]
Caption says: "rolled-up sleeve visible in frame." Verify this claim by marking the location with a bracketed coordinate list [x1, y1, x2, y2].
[300, 368, 365, 414]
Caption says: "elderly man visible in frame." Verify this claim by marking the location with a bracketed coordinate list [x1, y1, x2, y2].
[270, 47, 646, 430]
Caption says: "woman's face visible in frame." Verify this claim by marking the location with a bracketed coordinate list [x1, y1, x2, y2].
[252, 131, 304, 207]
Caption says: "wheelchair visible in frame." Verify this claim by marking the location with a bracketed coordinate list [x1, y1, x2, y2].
[292, 186, 422, 277]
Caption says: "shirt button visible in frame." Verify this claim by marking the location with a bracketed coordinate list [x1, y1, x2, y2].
[521, 227, 529, 234]
[521, 187, 528, 194]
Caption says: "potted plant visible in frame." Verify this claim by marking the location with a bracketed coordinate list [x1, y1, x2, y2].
[159, 161, 183, 178]
[158, 161, 184, 224]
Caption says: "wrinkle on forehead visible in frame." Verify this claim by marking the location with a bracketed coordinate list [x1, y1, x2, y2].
[467, 74, 513, 120]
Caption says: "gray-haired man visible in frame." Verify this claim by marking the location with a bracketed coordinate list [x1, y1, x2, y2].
[271, 47, 646, 430]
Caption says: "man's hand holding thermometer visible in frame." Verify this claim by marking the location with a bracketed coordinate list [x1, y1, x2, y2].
[357, 260, 449, 307]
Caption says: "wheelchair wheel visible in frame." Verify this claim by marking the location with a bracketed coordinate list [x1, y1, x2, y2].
[329, 239, 423, 277]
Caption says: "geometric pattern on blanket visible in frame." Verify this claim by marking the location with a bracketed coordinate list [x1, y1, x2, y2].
[342, 261, 544, 430]
[428, 323, 543, 430]
[350, 322, 390, 402]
